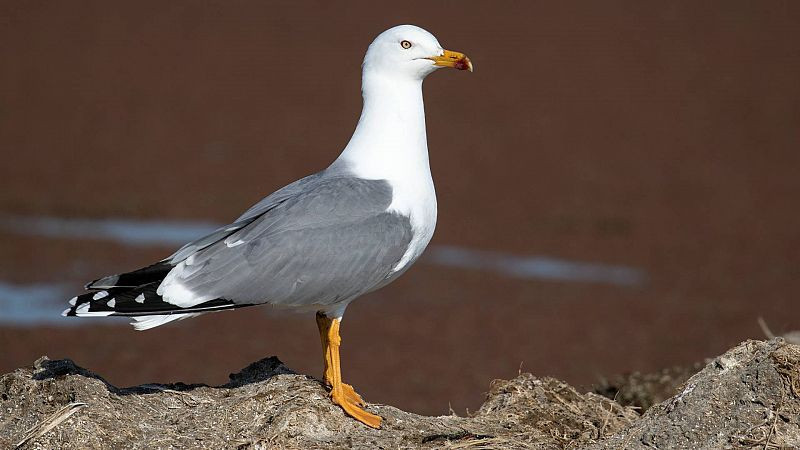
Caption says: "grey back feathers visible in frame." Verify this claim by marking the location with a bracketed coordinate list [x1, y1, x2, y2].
[164, 173, 413, 308]
[166, 171, 328, 263]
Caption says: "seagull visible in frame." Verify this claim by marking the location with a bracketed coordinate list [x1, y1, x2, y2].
[62, 24, 472, 428]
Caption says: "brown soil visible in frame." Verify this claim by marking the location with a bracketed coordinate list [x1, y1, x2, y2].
[593, 363, 703, 412]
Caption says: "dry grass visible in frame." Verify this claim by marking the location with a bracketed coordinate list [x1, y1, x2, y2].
[15, 402, 87, 448]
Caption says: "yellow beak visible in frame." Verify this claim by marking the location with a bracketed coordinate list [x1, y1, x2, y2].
[427, 49, 473, 72]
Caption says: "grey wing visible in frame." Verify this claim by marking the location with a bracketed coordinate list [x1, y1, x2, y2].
[158, 176, 414, 309]
[167, 172, 325, 263]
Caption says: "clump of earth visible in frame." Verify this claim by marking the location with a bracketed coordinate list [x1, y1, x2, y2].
[2, 339, 799, 449]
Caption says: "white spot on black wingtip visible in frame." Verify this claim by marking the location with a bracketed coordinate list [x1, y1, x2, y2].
[107, 298, 116, 308]
[93, 291, 109, 300]
[61, 308, 71, 317]
[134, 293, 145, 303]
[69, 296, 77, 306]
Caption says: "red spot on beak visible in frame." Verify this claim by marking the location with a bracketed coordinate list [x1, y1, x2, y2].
[454, 56, 473, 72]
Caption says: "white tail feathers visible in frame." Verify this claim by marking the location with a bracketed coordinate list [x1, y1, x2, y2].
[130, 313, 204, 331]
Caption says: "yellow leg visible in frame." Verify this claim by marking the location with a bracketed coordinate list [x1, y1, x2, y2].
[316, 311, 382, 429]
[316, 315, 364, 407]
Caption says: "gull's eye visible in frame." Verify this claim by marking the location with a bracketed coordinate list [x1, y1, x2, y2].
[400, 40, 412, 49]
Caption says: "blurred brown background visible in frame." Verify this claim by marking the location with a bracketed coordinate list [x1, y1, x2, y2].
[1, 1, 799, 415]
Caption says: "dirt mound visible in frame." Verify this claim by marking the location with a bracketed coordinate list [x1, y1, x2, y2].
[1, 339, 798, 449]
[590, 339, 800, 449]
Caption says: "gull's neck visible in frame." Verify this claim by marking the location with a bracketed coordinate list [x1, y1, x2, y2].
[333, 72, 430, 181]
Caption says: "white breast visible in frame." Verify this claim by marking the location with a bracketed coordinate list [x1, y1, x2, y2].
[340, 145, 438, 272]
[386, 174, 437, 273]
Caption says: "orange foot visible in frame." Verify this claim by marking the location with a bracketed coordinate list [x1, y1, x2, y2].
[331, 384, 382, 429]
[341, 383, 365, 406]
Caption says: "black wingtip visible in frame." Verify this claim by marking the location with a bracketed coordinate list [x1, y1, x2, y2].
[85, 261, 173, 290]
